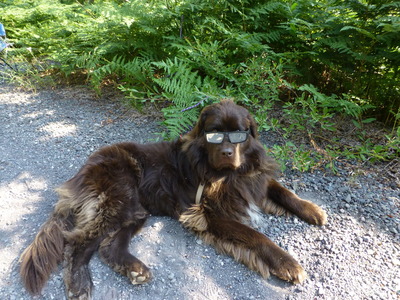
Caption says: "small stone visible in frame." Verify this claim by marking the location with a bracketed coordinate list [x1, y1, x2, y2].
[294, 286, 303, 293]
[317, 287, 325, 295]
[393, 258, 400, 266]
[344, 194, 352, 203]
[168, 273, 175, 280]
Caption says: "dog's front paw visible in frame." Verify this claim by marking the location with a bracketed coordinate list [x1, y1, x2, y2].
[271, 257, 307, 284]
[299, 200, 327, 226]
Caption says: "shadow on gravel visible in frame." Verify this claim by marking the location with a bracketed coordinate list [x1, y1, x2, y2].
[1, 85, 398, 299]
[0, 86, 296, 299]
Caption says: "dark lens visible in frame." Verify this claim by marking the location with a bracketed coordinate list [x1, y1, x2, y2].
[229, 132, 248, 143]
[206, 132, 224, 144]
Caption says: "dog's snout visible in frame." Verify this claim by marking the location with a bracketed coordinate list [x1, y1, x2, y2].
[221, 147, 234, 157]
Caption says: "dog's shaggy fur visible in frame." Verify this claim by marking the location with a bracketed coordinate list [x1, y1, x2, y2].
[20, 100, 327, 299]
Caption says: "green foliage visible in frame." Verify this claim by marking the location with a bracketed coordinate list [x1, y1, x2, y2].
[282, 0, 400, 124]
[1, 0, 399, 171]
[270, 142, 324, 173]
[93, 55, 157, 97]
[152, 57, 219, 139]
[282, 84, 375, 134]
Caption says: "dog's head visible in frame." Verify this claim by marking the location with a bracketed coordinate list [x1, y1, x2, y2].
[183, 99, 269, 176]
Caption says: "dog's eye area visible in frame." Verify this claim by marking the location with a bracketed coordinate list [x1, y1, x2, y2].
[229, 131, 248, 143]
[205, 130, 249, 144]
[205, 132, 224, 144]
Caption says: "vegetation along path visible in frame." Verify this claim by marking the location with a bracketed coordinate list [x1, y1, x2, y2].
[0, 83, 398, 299]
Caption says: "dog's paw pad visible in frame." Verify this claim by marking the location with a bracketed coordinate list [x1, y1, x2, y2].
[130, 270, 151, 285]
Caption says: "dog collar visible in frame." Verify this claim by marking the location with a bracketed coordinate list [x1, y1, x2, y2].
[195, 183, 205, 204]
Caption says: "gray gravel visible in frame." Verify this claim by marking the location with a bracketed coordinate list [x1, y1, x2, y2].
[0, 83, 399, 300]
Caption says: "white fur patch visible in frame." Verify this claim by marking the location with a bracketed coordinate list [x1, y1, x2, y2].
[246, 202, 263, 226]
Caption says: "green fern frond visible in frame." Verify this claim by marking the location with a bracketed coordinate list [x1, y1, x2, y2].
[152, 57, 218, 139]
[340, 26, 376, 40]
[161, 105, 201, 139]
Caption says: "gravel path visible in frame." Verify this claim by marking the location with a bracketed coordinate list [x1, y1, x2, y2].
[0, 83, 399, 300]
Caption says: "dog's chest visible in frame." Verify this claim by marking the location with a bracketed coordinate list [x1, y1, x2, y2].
[246, 201, 263, 226]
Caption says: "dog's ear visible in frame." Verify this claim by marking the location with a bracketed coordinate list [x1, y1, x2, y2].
[187, 106, 210, 138]
[248, 113, 258, 139]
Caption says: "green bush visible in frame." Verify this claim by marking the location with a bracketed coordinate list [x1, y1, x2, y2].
[1, 0, 399, 170]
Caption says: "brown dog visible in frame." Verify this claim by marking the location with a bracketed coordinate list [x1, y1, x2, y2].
[20, 99, 327, 299]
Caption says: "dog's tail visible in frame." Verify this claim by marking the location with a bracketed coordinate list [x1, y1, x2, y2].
[19, 215, 65, 295]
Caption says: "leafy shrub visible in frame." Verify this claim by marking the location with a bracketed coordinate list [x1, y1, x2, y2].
[1, 0, 399, 171]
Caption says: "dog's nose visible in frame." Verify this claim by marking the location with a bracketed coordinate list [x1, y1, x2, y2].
[221, 148, 234, 157]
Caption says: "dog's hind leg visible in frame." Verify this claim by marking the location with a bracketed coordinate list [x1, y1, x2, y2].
[63, 239, 99, 300]
[98, 219, 151, 285]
